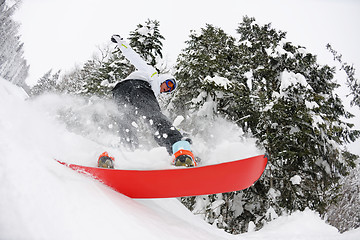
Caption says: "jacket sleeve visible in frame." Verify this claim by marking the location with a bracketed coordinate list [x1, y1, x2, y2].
[112, 36, 158, 77]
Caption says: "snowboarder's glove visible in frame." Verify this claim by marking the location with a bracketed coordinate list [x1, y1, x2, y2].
[111, 34, 122, 43]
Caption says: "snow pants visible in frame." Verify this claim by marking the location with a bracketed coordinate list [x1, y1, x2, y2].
[112, 80, 183, 154]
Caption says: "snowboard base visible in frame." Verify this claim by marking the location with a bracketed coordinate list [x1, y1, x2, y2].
[57, 155, 267, 199]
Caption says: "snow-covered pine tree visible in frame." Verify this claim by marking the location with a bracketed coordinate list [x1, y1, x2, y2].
[76, 59, 106, 97]
[55, 66, 83, 95]
[171, 24, 245, 119]
[173, 16, 359, 234]
[327, 44, 360, 108]
[326, 161, 360, 233]
[128, 19, 165, 69]
[30, 69, 61, 96]
[236, 16, 359, 218]
[0, 0, 29, 86]
[56, 45, 132, 97]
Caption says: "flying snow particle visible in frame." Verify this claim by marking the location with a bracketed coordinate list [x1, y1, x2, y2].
[132, 121, 139, 128]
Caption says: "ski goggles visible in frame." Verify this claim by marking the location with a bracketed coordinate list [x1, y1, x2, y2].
[164, 79, 176, 92]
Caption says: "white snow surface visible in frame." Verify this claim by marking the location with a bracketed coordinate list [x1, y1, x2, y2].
[0, 78, 358, 239]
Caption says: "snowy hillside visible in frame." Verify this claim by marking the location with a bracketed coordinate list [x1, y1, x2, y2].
[0, 78, 358, 239]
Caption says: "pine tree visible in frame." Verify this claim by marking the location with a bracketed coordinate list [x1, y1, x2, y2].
[0, 0, 29, 86]
[30, 69, 61, 96]
[59, 46, 132, 97]
[55, 66, 83, 94]
[171, 24, 245, 119]
[326, 161, 360, 232]
[173, 16, 359, 234]
[327, 44, 360, 108]
[76, 59, 103, 96]
[128, 19, 165, 68]
[236, 16, 359, 218]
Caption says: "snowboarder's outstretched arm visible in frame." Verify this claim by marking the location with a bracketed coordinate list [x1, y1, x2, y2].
[111, 35, 158, 77]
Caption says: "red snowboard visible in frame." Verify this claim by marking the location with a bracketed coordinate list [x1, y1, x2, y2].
[57, 155, 267, 199]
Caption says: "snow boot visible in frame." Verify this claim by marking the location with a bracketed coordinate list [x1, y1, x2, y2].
[98, 152, 115, 169]
[171, 141, 197, 167]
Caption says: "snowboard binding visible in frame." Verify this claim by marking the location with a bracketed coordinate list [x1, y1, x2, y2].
[98, 152, 115, 169]
[171, 141, 197, 167]
[173, 153, 196, 167]
[172, 149, 197, 167]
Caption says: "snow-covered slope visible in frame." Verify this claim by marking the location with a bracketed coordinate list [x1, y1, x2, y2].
[0, 78, 358, 239]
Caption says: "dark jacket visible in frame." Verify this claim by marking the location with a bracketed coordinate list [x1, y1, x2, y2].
[112, 79, 183, 154]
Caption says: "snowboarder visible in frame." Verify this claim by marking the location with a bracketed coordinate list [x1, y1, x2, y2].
[98, 35, 197, 168]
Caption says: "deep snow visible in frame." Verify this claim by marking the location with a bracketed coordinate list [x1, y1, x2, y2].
[0, 78, 358, 239]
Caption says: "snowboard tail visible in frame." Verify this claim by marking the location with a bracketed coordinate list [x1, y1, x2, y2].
[57, 155, 267, 199]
